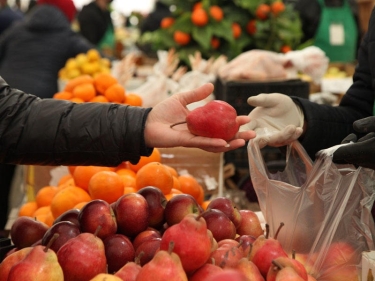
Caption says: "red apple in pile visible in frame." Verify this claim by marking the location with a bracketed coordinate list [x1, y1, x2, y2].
[10, 217, 49, 249]
[206, 197, 242, 228]
[164, 193, 201, 226]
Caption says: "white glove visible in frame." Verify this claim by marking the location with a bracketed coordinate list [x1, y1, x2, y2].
[240, 93, 304, 148]
[284, 46, 329, 84]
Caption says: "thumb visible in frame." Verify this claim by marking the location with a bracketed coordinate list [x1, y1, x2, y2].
[247, 93, 281, 108]
[177, 83, 214, 106]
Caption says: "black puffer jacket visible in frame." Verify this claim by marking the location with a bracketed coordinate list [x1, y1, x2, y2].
[0, 77, 152, 166]
[0, 5, 95, 98]
[292, 8, 375, 160]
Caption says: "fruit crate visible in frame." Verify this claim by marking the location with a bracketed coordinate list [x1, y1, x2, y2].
[213, 77, 310, 169]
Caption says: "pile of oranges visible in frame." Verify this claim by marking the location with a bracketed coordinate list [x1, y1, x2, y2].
[52, 72, 142, 106]
[18, 148, 209, 227]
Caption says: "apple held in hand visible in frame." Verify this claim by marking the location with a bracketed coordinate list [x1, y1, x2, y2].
[170, 100, 240, 141]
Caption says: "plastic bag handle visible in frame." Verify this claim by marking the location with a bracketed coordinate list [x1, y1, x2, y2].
[290, 141, 313, 175]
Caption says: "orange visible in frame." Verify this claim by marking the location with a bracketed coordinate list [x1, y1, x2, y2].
[94, 73, 118, 95]
[70, 97, 85, 103]
[73, 201, 88, 210]
[104, 83, 126, 103]
[68, 166, 76, 175]
[271, 1, 285, 16]
[53, 91, 73, 100]
[33, 205, 51, 217]
[129, 148, 162, 172]
[50, 186, 92, 218]
[209, 5, 223, 22]
[160, 17, 175, 29]
[177, 174, 201, 201]
[35, 185, 59, 208]
[72, 82, 96, 102]
[196, 184, 205, 205]
[256, 4, 271, 20]
[120, 174, 136, 188]
[64, 75, 94, 93]
[135, 162, 173, 195]
[73, 166, 112, 191]
[58, 174, 73, 186]
[211, 37, 220, 49]
[90, 95, 109, 103]
[281, 45, 292, 53]
[246, 20, 256, 35]
[18, 201, 38, 217]
[41, 211, 55, 227]
[88, 171, 124, 204]
[193, 2, 202, 11]
[164, 165, 178, 178]
[172, 176, 181, 190]
[201, 200, 211, 210]
[116, 168, 136, 178]
[115, 161, 131, 170]
[191, 8, 208, 27]
[124, 186, 137, 194]
[232, 23, 242, 39]
[57, 178, 75, 191]
[124, 93, 142, 106]
[174, 31, 191, 45]
[165, 188, 183, 200]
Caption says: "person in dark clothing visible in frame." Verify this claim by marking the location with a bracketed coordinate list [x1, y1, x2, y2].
[77, 0, 115, 57]
[243, 6, 375, 170]
[0, 0, 95, 99]
[139, 1, 172, 34]
[0, 0, 23, 35]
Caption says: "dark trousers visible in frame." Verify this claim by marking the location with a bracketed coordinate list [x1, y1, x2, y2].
[0, 164, 15, 231]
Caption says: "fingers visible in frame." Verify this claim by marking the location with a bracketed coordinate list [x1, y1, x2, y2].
[247, 93, 284, 108]
[256, 125, 302, 148]
[176, 83, 214, 106]
[358, 132, 375, 142]
[341, 133, 357, 144]
[236, 115, 251, 126]
[353, 116, 375, 133]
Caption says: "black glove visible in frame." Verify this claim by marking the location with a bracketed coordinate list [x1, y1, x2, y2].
[332, 116, 375, 169]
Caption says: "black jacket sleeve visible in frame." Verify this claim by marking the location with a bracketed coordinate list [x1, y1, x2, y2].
[0, 77, 152, 166]
[290, 8, 375, 160]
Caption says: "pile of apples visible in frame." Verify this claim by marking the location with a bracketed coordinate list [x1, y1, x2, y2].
[0, 186, 359, 281]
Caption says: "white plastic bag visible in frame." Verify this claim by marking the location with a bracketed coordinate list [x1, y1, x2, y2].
[248, 138, 375, 280]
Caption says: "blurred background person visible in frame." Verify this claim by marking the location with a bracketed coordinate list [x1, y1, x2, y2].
[77, 0, 115, 57]
[0, 0, 23, 35]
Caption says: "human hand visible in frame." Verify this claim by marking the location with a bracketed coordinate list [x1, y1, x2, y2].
[240, 93, 304, 148]
[144, 83, 256, 153]
[332, 116, 375, 169]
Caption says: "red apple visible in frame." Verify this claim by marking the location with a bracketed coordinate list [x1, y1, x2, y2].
[104, 233, 135, 274]
[53, 208, 80, 227]
[207, 197, 242, 228]
[164, 194, 201, 226]
[236, 210, 264, 238]
[115, 193, 149, 238]
[137, 186, 167, 228]
[41, 221, 80, 253]
[134, 237, 161, 266]
[10, 217, 49, 249]
[202, 209, 237, 242]
[132, 229, 161, 251]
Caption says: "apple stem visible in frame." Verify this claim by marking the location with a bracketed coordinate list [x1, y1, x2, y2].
[168, 241, 175, 254]
[170, 121, 187, 129]
[246, 244, 253, 260]
[135, 252, 144, 265]
[274, 222, 284, 240]
[94, 225, 102, 237]
[265, 224, 270, 239]
[219, 250, 230, 268]
[44, 233, 59, 252]
[292, 249, 296, 259]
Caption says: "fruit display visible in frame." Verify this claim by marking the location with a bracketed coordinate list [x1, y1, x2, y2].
[52, 72, 143, 106]
[1, 191, 360, 280]
[138, 0, 303, 64]
[58, 49, 111, 81]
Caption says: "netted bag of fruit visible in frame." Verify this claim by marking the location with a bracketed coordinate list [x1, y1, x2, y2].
[247, 135, 375, 281]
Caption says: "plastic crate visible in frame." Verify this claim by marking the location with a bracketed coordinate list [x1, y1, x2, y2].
[213, 77, 310, 169]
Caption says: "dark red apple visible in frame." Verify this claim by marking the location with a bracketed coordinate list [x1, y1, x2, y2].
[53, 208, 80, 227]
[10, 217, 49, 249]
[134, 237, 161, 266]
[78, 199, 117, 240]
[207, 197, 242, 228]
[137, 186, 167, 228]
[41, 221, 80, 252]
[132, 229, 161, 251]
[202, 209, 237, 242]
[164, 194, 201, 226]
[104, 233, 135, 274]
[115, 193, 149, 238]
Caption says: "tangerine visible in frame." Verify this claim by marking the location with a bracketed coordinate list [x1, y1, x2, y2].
[18, 201, 38, 217]
[256, 4, 271, 20]
[73, 166, 112, 191]
[90, 95, 109, 103]
[72, 82, 96, 102]
[88, 171, 125, 204]
[246, 20, 257, 35]
[104, 83, 126, 103]
[160, 17, 175, 29]
[271, 1, 285, 16]
[124, 93, 142, 106]
[135, 162, 173, 195]
[58, 174, 73, 186]
[191, 8, 208, 27]
[129, 148, 162, 172]
[94, 73, 118, 95]
[232, 22, 242, 39]
[50, 186, 91, 218]
[35, 185, 59, 208]
[174, 31, 191, 45]
[64, 75, 94, 93]
[209, 5, 223, 21]
[53, 91, 73, 100]
[177, 174, 201, 201]
[211, 37, 220, 49]
[116, 168, 136, 178]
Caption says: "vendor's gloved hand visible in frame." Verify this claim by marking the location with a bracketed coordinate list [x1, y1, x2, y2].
[332, 116, 375, 169]
[240, 93, 304, 148]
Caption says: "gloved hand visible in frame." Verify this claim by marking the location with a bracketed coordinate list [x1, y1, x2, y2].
[240, 93, 304, 148]
[332, 116, 375, 169]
